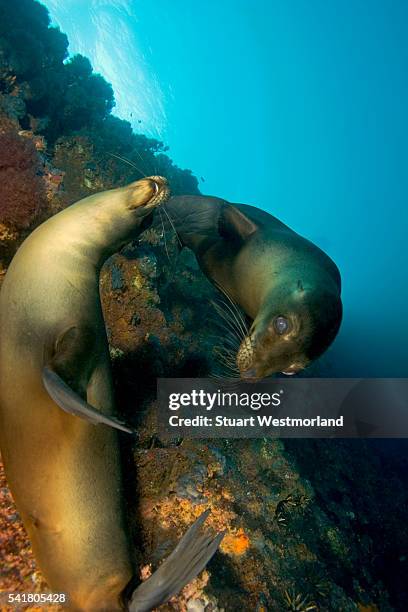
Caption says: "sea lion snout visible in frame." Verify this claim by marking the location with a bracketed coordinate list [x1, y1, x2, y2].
[236, 336, 254, 374]
[236, 287, 342, 379]
[126, 175, 170, 210]
[237, 315, 308, 380]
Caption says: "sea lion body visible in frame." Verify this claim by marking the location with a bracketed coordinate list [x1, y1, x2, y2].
[0, 180, 223, 611]
[163, 195, 342, 378]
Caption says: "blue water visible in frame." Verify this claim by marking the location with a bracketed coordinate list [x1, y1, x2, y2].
[42, 0, 408, 376]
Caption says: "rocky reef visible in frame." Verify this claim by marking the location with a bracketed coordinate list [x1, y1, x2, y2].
[1, 2, 408, 611]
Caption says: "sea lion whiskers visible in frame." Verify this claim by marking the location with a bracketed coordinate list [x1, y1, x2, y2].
[161, 202, 183, 248]
[213, 346, 240, 370]
[211, 322, 242, 352]
[125, 143, 180, 242]
[214, 331, 241, 352]
[211, 301, 245, 344]
[207, 328, 241, 368]
[158, 207, 171, 261]
[213, 281, 249, 339]
[211, 314, 247, 374]
[108, 151, 184, 253]
[208, 303, 247, 376]
[211, 299, 248, 343]
[108, 152, 148, 178]
[215, 364, 241, 380]
[213, 291, 255, 376]
[219, 300, 247, 340]
[108, 148, 161, 182]
[135, 147, 154, 177]
[212, 334, 242, 377]
[213, 361, 239, 377]
[210, 365, 241, 381]
[209, 371, 241, 385]
[108, 153, 168, 206]
[215, 352, 240, 375]
[212, 337, 240, 362]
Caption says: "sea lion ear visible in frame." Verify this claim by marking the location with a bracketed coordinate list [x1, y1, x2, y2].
[294, 279, 310, 299]
[219, 205, 259, 243]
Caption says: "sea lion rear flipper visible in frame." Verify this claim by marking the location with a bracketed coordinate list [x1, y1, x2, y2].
[42, 366, 134, 434]
[127, 509, 225, 612]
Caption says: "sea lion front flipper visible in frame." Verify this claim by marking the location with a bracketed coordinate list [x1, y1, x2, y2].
[219, 204, 259, 245]
[127, 509, 225, 612]
[42, 366, 134, 434]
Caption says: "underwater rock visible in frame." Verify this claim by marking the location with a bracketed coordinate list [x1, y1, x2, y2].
[111, 264, 125, 291]
[52, 135, 100, 205]
[0, 91, 26, 122]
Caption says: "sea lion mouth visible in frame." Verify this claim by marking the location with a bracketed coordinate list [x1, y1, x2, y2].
[127, 175, 170, 210]
[145, 175, 170, 208]
[281, 360, 306, 376]
[237, 331, 305, 379]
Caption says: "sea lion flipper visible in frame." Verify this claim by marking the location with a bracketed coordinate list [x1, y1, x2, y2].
[219, 204, 259, 243]
[128, 510, 225, 612]
[42, 366, 134, 434]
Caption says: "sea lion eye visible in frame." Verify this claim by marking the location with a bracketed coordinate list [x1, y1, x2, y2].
[152, 181, 159, 194]
[274, 315, 289, 334]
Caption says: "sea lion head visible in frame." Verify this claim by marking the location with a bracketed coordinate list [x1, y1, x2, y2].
[125, 175, 170, 212]
[80, 175, 170, 258]
[237, 277, 342, 379]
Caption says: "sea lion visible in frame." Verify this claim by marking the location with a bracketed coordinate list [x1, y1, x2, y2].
[0, 178, 223, 611]
[161, 195, 342, 379]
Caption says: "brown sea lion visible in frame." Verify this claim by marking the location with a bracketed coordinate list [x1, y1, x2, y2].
[0, 178, 223, 611]
[161, 195, 342, 379]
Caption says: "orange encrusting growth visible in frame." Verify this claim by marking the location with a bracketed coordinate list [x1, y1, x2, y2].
[220, 528, 250, 556]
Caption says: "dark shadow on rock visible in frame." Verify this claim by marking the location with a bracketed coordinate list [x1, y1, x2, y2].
[283, 438, 408, 610]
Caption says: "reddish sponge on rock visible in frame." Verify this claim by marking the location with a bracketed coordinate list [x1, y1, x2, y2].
[0, 125, 47, 230]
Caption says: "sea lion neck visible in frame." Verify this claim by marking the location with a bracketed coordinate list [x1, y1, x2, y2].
[45, 188, 153, 270]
